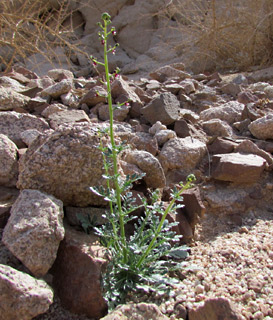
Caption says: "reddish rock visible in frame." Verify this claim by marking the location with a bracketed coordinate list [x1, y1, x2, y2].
[212, 153, 267, 183]
[174, 119, 191, 138]
[188, 297, 242, 320]
[51, 224, 108, 319]
[207, 137, 237, 154]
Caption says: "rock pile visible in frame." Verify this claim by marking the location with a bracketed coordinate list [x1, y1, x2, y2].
[0, 63, 272, 319]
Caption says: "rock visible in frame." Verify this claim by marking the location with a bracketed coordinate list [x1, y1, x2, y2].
[202, 119, 233, 137]
[0, 134, 18, 187]
[0, 76, 25, 91]
[200, 101, 244, 124]
[51, 224, 107, 319]
[207, 137, 237, 154]
[0, 264, 54, 320]
[241, 104, 262, 121]
[174, 119, 191, 138]
[234, 139, 273, 166]
[2, 189, 64, 277]
[248, 114, 273, 140]
[0, 87, 30, 111]
[149, 121, 167, 135]
[150, 65, 191, 82]
[212, 153, 266, 184]
[98, 103, 130, 122]
[188, 297, 242, 320]
[124, 150, 166, 188]
[41, 103, 68, 118]
[0, 186, 19, 228]
[20, 129, 42, 147]
[179, 79, 196, 95]
[48, 109, 90, 129]
[100, 302, 169, 320]
[219, 82, 241, 97]
[40, 79, 73, 99]
[80, 86, 107, 107]
[47, 69, 74, 81]
[17, 123, 115, 207]
[111, 77, 141, 103]
[154, 129, 177, 147]
[60, 91, 79, 108]
[159, 137, 206, 172]
[237, 90, 258, 104]
[247, 66, 273, 82]
[142, 92, 180, 125]
[129, 132, 158, 156]
[0, 111, 50, 147]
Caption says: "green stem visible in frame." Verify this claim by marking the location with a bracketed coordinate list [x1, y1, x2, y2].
[136, 181, 192, 268]
[103, 20, 127, 262]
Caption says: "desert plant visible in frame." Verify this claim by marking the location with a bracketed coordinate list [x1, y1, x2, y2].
[89, 12, 196, 311]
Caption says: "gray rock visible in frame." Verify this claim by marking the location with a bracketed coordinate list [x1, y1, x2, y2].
[20, 129, 42, 147]
[41, 103, 68, 118]
[154, 129, 177, 147]
[40, 79, 73, 99]
[2, 189, 64, 277]
[248, 114, 273, 140]
[0, 87, 30, 111]
[150, 65, 191, 82]
[200, 101, 244, 124]
[202, 119, 233, 137]
[47, 69, 74, 81]
[0, 134, 18, 187]
[0, 264, 54, 320]
[124, 150, 166, 188]
[142, 92, 180, 125]
[212, 153, 266, 183]
[101, 302, 169, 320]
[159, 137, 207, 172]
[48, 109, 90, 129]
[0, 111, 50, 147]
[17, 123, 115, 207]
[0, 76, 25, 91]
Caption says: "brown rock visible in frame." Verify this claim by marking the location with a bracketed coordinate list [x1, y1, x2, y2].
[48, 109, 90, 129]
[207, 137, 237, 154]
[2, 189, 64, 277]
[174, 119, 191, 138]
[0, 264, 54, 320]
[111, 77, 141, 104]
[40, 79, 73, 99]
[248, 114, 273, 140]
[212, 153, 266, 183]
[129, 132, 158, 156]
[0, 87, 30, 111]
[188, 297, 242, 320]
[80, 86, 107, 107]
[142, 92, 180, 125]
[51, 224, 108, 319]
[150, 65, 191, 82]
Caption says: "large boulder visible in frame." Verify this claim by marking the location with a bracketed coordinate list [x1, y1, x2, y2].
[17, 123, 115, 207]
[0, 264, 54, 320]
[0, 134, 18, 187]
[2, 189, 64, 277]
[51, 224, 107, 319]
[159, 137, 207, 172]
[0, 111, 50, 147]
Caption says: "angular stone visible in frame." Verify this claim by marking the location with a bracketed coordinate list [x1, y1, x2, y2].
[0, 264, 54, 320]
[248, 114, 273, 140]
[150, 65, 191, 82]
[188, 297, 242, 320]
[80, 86, 107, 107]
[20, 129, 43, 147]
[207, 137, 237, 154]
[174, 119, 191, 138]
[98, 103, 130, 122]
[51, 224, 107, 319]
[101, 302, 169, 320]
[0, 76, 25, 91]
[129, 132, 158, 156]
[159, 137, 206, 172]
[111, 77, 141, 103]
[47, 69, 74, 81]
[2, 189, 64, 277]
[0, 111, 50, 147]
[142, 92, 180, 125]
[154, 129, 177, 147]
[48, 109, 90, 129]
[212, 153, 266, 183]
[124, 150, 166, 188]
[17, 123, 113, 207]
[200, 101, 244, 124]
[0, 87, 30, 111]
[0, 134, 18, 187]
[40, 79, 73, 99]
[202, 119, 233, 137]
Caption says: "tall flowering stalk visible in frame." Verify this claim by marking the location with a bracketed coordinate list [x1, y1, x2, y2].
[90, 13, 196, 310]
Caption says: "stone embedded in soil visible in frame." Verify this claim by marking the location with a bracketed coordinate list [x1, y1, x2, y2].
[211, 153, 267, 183]
[2, 189, 64, 277]
[50, 224, 107, 319]
[0, 264, 54, 320]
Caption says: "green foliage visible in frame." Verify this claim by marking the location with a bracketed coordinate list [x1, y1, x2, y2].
[90, 12, 196, 311]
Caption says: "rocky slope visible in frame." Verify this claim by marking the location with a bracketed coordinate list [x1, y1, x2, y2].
[0, 63, 273, 320]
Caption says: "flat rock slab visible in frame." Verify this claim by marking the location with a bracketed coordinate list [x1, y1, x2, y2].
[2, 189, 64, 277]
[212, 153, 266, 183]
[0, 264, 53, 320]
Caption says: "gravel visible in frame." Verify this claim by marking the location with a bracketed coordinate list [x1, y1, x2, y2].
[1, 209, 273, 320]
